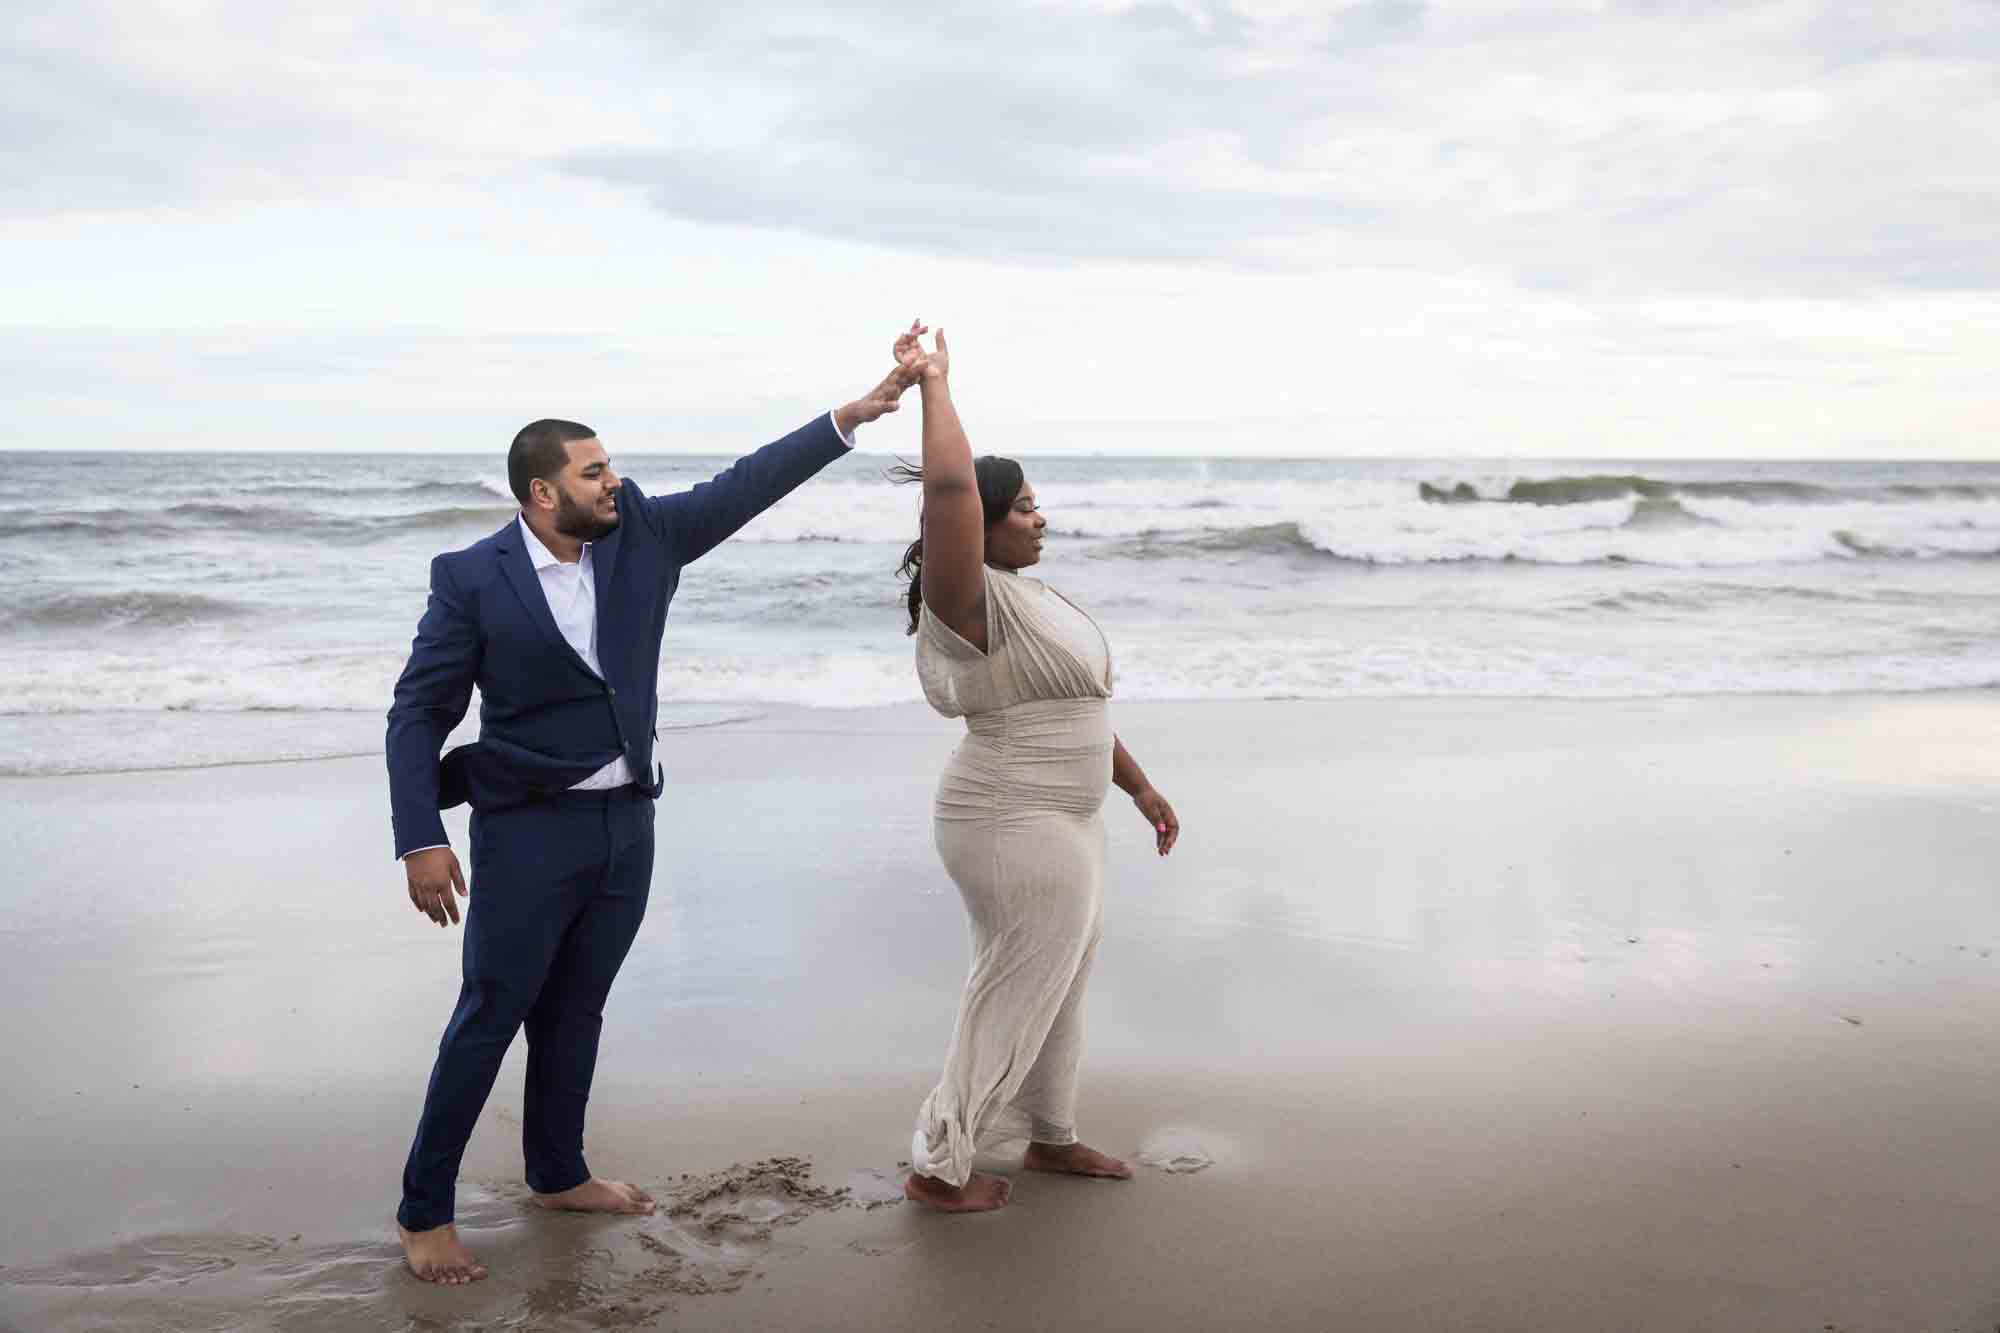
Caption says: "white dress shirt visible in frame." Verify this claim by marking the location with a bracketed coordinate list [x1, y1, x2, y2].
[516, 515, 635, 790]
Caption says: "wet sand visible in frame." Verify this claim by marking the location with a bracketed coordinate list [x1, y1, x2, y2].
[3, 693, 1999, 1331]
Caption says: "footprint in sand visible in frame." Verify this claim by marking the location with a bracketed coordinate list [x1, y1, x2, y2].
[664, 1155, 853, 1243]
[1133, 1129, 1216, 1174]
[841, 1167, 909, 1210]
[607, 1158, 853, 1303]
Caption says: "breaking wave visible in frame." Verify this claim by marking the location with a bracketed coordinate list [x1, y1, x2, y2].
[1423, 473, 2000, 507]
[1098, 502, 1998, 568]
[1621, 497, 1716, 531]
[228, 479, 512, 502]
[3, 590, 248, 631]
[4, 501, 512, 542]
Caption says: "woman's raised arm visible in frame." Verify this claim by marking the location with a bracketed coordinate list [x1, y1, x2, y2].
[898, 324, 990, 650]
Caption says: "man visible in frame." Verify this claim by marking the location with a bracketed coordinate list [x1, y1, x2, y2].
[385, 360, 913, 1284]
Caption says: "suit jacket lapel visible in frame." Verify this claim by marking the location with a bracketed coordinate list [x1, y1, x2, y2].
[498, 526, 598, 679]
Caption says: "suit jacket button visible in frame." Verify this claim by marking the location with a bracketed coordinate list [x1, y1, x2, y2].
[606, 686, 617, 696]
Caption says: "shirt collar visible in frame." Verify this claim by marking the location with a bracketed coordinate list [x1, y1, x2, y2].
[517, 515, 589, 572]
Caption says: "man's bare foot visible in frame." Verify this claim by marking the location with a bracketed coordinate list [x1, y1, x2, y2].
[1023, 1141, 1134, 1179]
[531, 1177, 657, 1215]
[903, 1170, 1011, 1212]
[397, 1221, 489, 1285]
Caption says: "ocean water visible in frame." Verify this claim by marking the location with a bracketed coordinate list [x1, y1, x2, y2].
[2, 451, 1996, 775]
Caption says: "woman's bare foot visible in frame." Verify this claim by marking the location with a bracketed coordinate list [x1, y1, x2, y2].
[397, 1221, 489, 1285]
[1022, 1141, 1134, 1179]
[531, 1177, 657, 1215]
[903, 1170, 1011, 1212]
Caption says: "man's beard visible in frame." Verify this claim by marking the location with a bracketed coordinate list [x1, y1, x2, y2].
[553, 489, 620, 543]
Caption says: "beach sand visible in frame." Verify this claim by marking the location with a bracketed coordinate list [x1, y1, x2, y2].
[3, 693, 1999, 1331]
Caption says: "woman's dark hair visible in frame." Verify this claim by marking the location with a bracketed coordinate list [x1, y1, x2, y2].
[890, 455, 1025, 635]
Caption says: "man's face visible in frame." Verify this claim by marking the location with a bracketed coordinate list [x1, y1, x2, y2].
[538, 438, 621, 542]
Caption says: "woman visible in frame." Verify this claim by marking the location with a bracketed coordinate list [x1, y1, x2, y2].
[893, 322, 1181, 1213]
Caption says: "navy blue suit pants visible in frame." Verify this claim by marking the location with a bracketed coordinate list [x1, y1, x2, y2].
[398, 786, 654, 1231]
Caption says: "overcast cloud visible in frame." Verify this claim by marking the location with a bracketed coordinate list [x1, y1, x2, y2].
[3, 1, 1996, 456]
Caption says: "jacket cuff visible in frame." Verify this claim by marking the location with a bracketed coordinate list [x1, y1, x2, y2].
[392, 812, 450, 861]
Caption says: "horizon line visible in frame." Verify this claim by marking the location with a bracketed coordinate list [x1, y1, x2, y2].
[3, 447, 1996, 465]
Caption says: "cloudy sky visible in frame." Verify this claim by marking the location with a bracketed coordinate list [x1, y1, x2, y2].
[4, 0, 1997, 457]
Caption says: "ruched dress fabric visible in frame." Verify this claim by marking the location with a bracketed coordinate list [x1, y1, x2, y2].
[910, 566, 1115, 1187]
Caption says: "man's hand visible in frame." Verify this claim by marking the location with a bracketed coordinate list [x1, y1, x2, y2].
[405, 846, 468, 927]
[834, 363, 919, 437]
[1132, 787, 1180, 857]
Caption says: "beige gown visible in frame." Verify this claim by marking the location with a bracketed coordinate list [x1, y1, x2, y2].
[910, 565, 1115, 1187]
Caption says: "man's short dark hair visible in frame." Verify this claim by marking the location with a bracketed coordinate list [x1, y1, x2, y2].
[508, 419, 597, 505]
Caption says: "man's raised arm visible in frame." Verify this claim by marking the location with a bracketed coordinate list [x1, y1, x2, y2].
[647, 367, 914, 566]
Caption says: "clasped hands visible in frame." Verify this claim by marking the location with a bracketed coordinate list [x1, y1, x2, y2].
[892, 319, 948, 385]
[835, 319, 952, 436]
[835, 318, 957, 434]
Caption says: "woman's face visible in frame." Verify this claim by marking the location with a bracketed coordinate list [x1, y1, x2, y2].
[985, 480, 1046, 570]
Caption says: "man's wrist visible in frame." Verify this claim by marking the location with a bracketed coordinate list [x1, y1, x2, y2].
[832, 404, 862, 442]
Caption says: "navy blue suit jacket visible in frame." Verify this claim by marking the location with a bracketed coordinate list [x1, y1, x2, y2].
[385, 414, 850, 858]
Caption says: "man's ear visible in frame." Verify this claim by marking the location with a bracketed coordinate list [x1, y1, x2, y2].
[529, 477, 553, 511]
